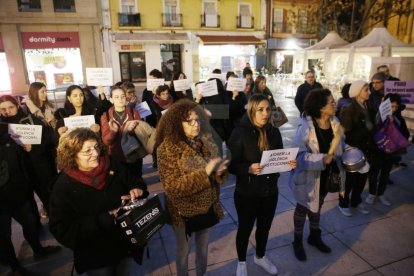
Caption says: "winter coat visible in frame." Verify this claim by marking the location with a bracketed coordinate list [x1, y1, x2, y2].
[228, 115, 283, 197]
[294, 81, 323, 115]
[157, 135, 226, 227]
[25, 99, 56, 127]
[49, 157, 146, 273]
[289, 116, 346, 213]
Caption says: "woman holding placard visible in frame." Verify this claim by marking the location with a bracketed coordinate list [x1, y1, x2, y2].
[289, 88, 346, 262]
[55, 85, 101, 138]
[170, 71, 193, 101]
[228, 94, 296, 276]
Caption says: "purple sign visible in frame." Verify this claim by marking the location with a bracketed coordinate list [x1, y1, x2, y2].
[384, 80, 414, 104]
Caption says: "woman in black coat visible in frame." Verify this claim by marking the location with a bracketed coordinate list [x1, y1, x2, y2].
[228, 94, 296, 276]
[49, 128, 147, 275]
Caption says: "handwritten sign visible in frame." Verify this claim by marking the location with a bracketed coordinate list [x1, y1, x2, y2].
[209, 73, 225, 81]
[8, 124, 42, 145]
[226, 77, 247, 91]
[135, 101, 152, 118]
[197, 80, 218, 97]
[384, 80, 414, 104]
[173, 79, 191, 91]
[64, 115, 95, 129]
[86, 68, 113, 87]
[258, 148, 299, 175]
[147, 79, 165, 91]
[379, 98, 392, 122]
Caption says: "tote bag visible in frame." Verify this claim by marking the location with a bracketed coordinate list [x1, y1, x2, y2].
[374, 119, 410, 154]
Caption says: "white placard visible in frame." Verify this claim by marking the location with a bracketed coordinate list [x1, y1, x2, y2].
[86, 68, 113, 87]
[258, 148, 299, 175]
[226, 77, 247, 91]
[379, 98, 392, 122]
[173, 79, 191, 91]
[8, 124, 42, 145]
[147, 79, 165, 91]
[135, 101, 152, 118]
[197, 80, 218, 97]
[209, 73, 224, 80]
[64, 115, 96, 129]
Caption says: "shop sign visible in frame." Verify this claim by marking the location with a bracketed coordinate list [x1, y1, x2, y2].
[21, 32, 80, 49]
[120, 44, 144, 51]
[0, 33, 4, 51]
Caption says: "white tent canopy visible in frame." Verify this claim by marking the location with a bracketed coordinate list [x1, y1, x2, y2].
[305, 31, 349, 50]
[344, 27, 413, 48]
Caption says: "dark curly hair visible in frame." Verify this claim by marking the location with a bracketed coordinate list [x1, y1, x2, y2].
[56, 128, 107, 170]
[303, 88, 332, 118]
[155, 99, 211, 146]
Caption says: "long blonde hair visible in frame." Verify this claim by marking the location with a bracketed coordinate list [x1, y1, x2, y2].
[247, 94, 270, 151]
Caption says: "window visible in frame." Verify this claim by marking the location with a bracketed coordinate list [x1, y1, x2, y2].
[120, 0, 138, 14]
[160, 44, 181, 81]
[119, 52, 146, 82]
[119, 0, 140, 26]
[163, 0, 182, 27]
[238, 3, 252, 28]
[202, 0, 218, 27]
[18, 0, 41, 12]
[53, 0, 75, 12]
[273, 8, 284, 33]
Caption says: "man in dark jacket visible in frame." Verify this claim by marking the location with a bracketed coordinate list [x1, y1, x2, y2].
[294, 71, 322, 115]
[377, 64, 400, 81]
[369, 72, 387, 111]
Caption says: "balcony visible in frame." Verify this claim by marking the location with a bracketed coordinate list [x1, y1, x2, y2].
[162, 13, 183, 27]
[118, 13, 141, 27]
[201, 14, 220, 28]
[237, 16, 254, 29]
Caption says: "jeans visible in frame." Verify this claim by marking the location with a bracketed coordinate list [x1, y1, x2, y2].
[0, 200, 42, 270]
[339, 172, 368, 208]
[86, 258, 132, 276]
[173, 226, 210, 276]
[234, 191, 278, 261]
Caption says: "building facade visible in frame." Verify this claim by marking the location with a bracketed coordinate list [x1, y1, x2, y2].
[0, 0, 104, 94]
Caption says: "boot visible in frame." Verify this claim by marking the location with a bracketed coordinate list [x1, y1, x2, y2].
[292, 236, 307, 261]
[307, 229, 331, 253]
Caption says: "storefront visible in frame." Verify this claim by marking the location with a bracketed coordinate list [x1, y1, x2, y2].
[21, 32, 83, 89]
[0, 33, 11, 92]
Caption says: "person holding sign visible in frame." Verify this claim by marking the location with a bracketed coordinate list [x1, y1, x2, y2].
[170, 71, 193, 101]
[228, 94, 296, 276]
[0, 95, 57, 216]
[224, 73, 247, 135]
[26, 82, 57, 128]
[55, 85, 101, 138]
[101, 86, 145, 180]
[290, 89, 346, 262]
[156, 99, 228, 276]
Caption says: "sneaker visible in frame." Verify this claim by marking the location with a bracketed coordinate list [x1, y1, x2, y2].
[338, 206, 352, 217]
[254, 255, 278, 275]
[33, 245, 62, 258]
[356, 203, 370, 215]
[379, 195, 392, 206]
[236, 261, 248, 276]
[365, 194, 376, 205]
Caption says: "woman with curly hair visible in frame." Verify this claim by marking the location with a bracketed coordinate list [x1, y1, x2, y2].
[156, 99, 228, 276]
[49, 128, 147, 275]
[26, 82, 57, 128]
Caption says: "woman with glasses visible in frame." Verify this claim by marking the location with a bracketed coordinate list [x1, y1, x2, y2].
[290, 89, 346, 262]
[228, 94, 296, 276]
[156, 99, 228, 276]
[101, 86, 143, 179]
[55, 85, 101, 138]
[26, 82, 57, 128]
[49, 128, 147, 275]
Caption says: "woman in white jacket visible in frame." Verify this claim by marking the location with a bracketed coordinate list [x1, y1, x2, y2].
[289, 89, 346, 262]
[26, 82, 56, 128]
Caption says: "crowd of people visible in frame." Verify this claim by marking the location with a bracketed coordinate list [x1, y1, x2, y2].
[0, 63, 411, 276]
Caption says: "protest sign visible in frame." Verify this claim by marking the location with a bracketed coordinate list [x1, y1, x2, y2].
[135, 101, 152, 118]
[8, 124, 42, 145]
[379, 98, 392, 122]
[226, 77, 247, 91]
[258, 148, 299, 175]
[197, 80, 218, 97]
[64, 115, 96, 129]
[173, 79, 191, 91]
[384, 80, 414, 104]
[147, 79, 165, 91]
[86, 68, 113, 87]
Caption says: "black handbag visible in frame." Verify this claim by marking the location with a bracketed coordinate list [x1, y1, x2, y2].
[325, 161, 341, 193]
[182, 205, 219, 237]
[116, 195, 165, 247]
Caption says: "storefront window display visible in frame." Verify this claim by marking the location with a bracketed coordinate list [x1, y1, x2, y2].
[21, 32, 83, 89]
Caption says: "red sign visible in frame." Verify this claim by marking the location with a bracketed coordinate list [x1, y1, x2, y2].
[21, 32, 80, 49]
[0, 33, 4, 51]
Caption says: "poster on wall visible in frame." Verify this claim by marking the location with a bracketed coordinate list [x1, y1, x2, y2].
[54, 73, 74, 87]
[33, 71, 47, 85]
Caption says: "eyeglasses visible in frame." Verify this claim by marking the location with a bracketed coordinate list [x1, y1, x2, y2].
[79, 144, 100, 156]
[184, 118, 200, 126]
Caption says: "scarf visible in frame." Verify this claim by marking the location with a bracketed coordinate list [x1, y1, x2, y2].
[153, 94, 174, 110]
[65, 155, 110, 190]
[185, 136, 204, 156]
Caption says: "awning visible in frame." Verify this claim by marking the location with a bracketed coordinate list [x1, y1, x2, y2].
[114, 33, 189, 43]
[198, 35, 264, 45]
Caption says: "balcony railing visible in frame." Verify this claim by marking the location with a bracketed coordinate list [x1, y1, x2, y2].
[201, 14, 220, 28]
[118, 13, 141, 27]
[162, 13, 183, 27]
[237, 16, 254, 29]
